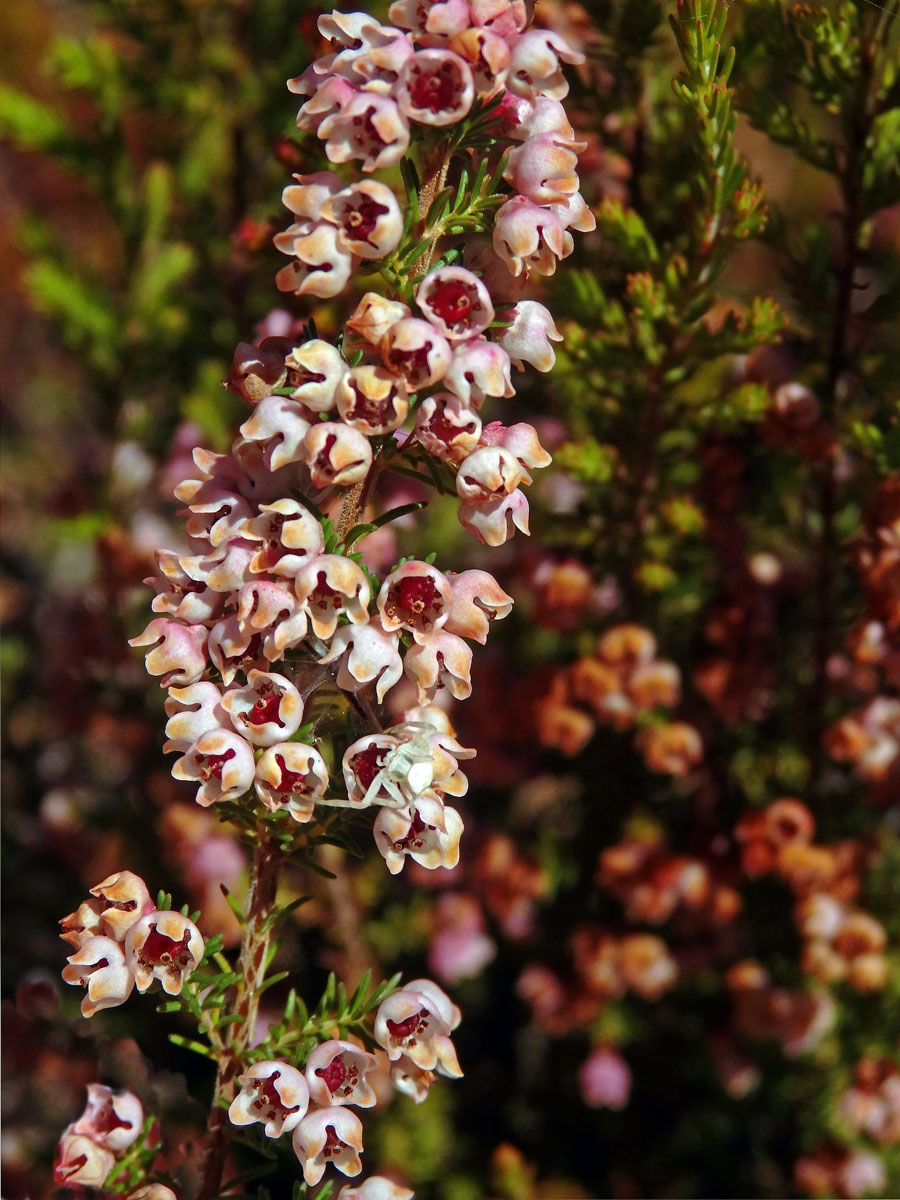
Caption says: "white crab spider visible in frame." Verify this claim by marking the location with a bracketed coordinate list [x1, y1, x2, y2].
[361, 724, 436, 808]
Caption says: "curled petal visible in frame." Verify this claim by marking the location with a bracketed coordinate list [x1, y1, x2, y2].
[89, 871, 156, 942]
[124, 909, 204, 996]
[229, 1060, 310, 1137]
[62, 936, 134, 1017]
[304, 422, 373, 489]
[129, 619, 209, 688]
[498, 300, 563, 372]
[458, 488, 530, 546]
[306, 1040, 378, 1108]
[320, 620, 404, 702]
[172, 727, 257, 806]
[292, 1105, 364, 1187]
[294, 554, 372, 640]
[323, 180, 404, 259]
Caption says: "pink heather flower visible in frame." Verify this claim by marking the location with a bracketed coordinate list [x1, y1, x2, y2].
[239, 396, 312, 472]
[504, 133, 581, 205]
[417, 266, 495, 342]
[415, 392, 482, 463]
[88, 871, 155, 942]
[285, 338, 353, 412]
[498, 299, 563, 372]
[493, 196, 573, 277]
[428, 892, 496, 983]
[124, 910, 204, 995]
[54, 1129, 116, 1188]
[147, 551, 223, 625]
[507, 30, 585, 101]
[235, 581, 310, 661]
[320, 620, 404, 703]
[390, 1055, 438, 1103]
[444, 569, 514, 644]
[327, 19, 413, 94]
[500, 93, 580, 144]
[423, 726, 476, 795]
[73, 1083, 143, 1152]
[172, 727, 257, 806]
[62, 936, 135, 1017]
[396, 49, 475, 126]
[377, 561, 453, 644]
[337, 1178, 414, 1200]
[228, 1060, 310, 1137]
[243, 499, 326, 576]
[442, 337, 515, 409]
[404, 631, 474, 704]
[347, 293, 411, 345]
[306, 1040, 378, 1108]
[380, 318, 453, 390]
[129, 618, 209, 688]
[341, 731, 439, 809]
[470, 0, 530, 36]
[275, 221, 360, 299]
[373, 795, 464, 874]
[552, 189, 597, 233]
[319, 91, 411, 173]
[294, 554, 372, 641]
[389, 0, 471, 37]
[182, 481, 256, 547]
[578, 1047, 632, 1110]
[337, 365, 410, 436]
[303, 422, 373, 489]
[482, 420, 552, 471]
[180, 538, 256, 595]
[59, 899, 106, 950]
[282, 170, 344, 221]
[230, 337, 290, 404]
[458, 487, 530, 546]
[456, 443, 530, 504]
[208, 615, 267, 685]
[293, 73, 357, 135]
[449, 27, 511, 96]
[374, 983, 462, 1069]
[255, 742, 329, 821]
[323, 181, 404, 259]
[220, 670, 304, 747]
[292, 1105, 364, 1187]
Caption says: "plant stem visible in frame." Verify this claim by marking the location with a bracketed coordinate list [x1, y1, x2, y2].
[197, 838, 283, 1200]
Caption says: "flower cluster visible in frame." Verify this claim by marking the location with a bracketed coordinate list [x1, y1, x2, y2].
[60, 871, 203, 1017]
[54, 1084, 145, 1189]
[228, 979, 459, 1185]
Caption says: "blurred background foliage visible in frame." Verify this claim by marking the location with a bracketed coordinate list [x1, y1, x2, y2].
[2, 1, 900, 1198]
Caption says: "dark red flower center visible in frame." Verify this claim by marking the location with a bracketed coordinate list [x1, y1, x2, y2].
[409, 62, 458, 113]
[387, 1007, 429, 1042]
[91, 1097, 132, 1135]
[315, 1054, 347, 1094]
[247, 691, 281, 725]
[140, 926, 193, 969]
[351, 745, 390, 791]
[275, 754, 314, 795]
[342, 196, 388, 245]
[428, 280, 475, 328]
[198, 749, 236, 781]
[386, 575, 441, 626]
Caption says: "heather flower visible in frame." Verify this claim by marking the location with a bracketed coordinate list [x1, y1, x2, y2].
[442, 337, 515, 408]
[282, 170, 344, 221]
[292, 1105, 364, 1186]
[228, 1061, 310, 1137]
[293, 554, 372, 640]
[347, 293, 411, 344]
[377, 561, 453, 643]
[125, 909, 204, 995]
[59, 898, 106, 950]
[129, 619, 209, 688]
[456, 444, 530, 504]
[72, 1083, 143, 1152]
[417, 267, 495, 342]
[285, 338, 353, 412]
[498, 300, 563, 371]
[54, 1130, 116, 1188]
[342, 731, 436, 808]
[323, 181, 404, 259]
[443, 569, 514, 643]
[88, 871, 156, 942]
[389, 0, 471, 37]
[504, 134, 581, 204]
[303, 422, 373, 488]
[507, 29, 585, 101]
[337, 365, 410, 435]
[275, 221, 360, 299]
[208, 614, 267, 685]
[239, 396, 311, 472]
[172, 727, 257, 806]
[62, 936, 135, 1017]
[373, 795, 464, 873]
[148, 551, 223, 624]
[236, 581, 310, 660]
[458, 486, 530, 546]
[230, 337, 289, 402]
[254, 742, 330, 820]
[220, 670, 305, 747]
[374, 981, 462, 1069]
[306, 1040, 378, 1108]
[449, 27, 511, 95]
[414, 392, 482, 463]
[243, 499, 326, 575]
[404, 631, 474, 703]
[380, 318, 453, 390]
[396, 49, 475, 126]
[493, 196, 573, 277]
[320, 620, 404, 702]
[318, 91, 411, 172]
[180, 538, 256, 594]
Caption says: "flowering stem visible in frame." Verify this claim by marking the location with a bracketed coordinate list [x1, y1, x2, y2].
[198, 836, 283, 1200]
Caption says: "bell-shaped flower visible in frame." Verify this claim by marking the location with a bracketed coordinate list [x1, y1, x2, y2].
[183, 486, 255, 548]
[449, 27, 510, 96]
[294, 554, 371, 641]
[444, 569, 514, 644]
[129, 619, 209, 688]
[425, 726, 477, 796]
[235, 582, 309, 660]
[404, 631, 473, 704]
[318, 91, 410, 173]
[498, 300, 563, 372]
[230, 338, 290, 404]
[374, 794, 464, 875]
[481, 420, 552, 471]
[285, 339, 353, 413]
[406, 977, 463, 1031]
[390, 0, 470, 37]
[414, 392, 482, 464]
[164, 682, 226, 752]
[275, 221, 360, 299]
[60, 898, 106, 950]
[282, 171, 344, 222]
[471, 0, 530, 36]
[228, 1060, 310, 1138]
[172, 726, 257, 806]
[442, 338, 515, 408]
[458, 488, 530, 546]
[243, 499, 325, 576]
[504, 133, 581, 205]
[255, 743, 329, 822]
[493, 196, 573, 277]
[323, 181, 403, 260]
[180, 539, 256, 595]
[396, 49, 475, 126]
[341, 733, 423, 808]
[306, 1040, 378, 1108]
[508, 29, 585, 101]
[320, 620, 404, 702]
[380, 318, 452, 391]
[501, 93, 580, 144]
[54, 1129, 116, 1188]
[347, 293, 411, 345]
[456, 445, 529, 504]
[124, 909, 204, 995]
[338, 1177, 414, 1200]
[417, 266, 494, 343]
[221, 670, 304, 747]
[62, 936, 135, 1017]
[327, 19, 413, 94]
[292, 1105, 364, 1187]
[304, 423, 373, 489]
[147, 551, 223, 625]
[294, 73, 357, 135]
[337, 366, 409, 436]
[208, 615, 266, 686]
[377, 561, 452, 644]
[73, 1083, 143, 1152]
[374, 981, 461, 1067]
[239, 396, 311, 472]
[390, 1056, 437, 1104]
[89, 871, 156, 943]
